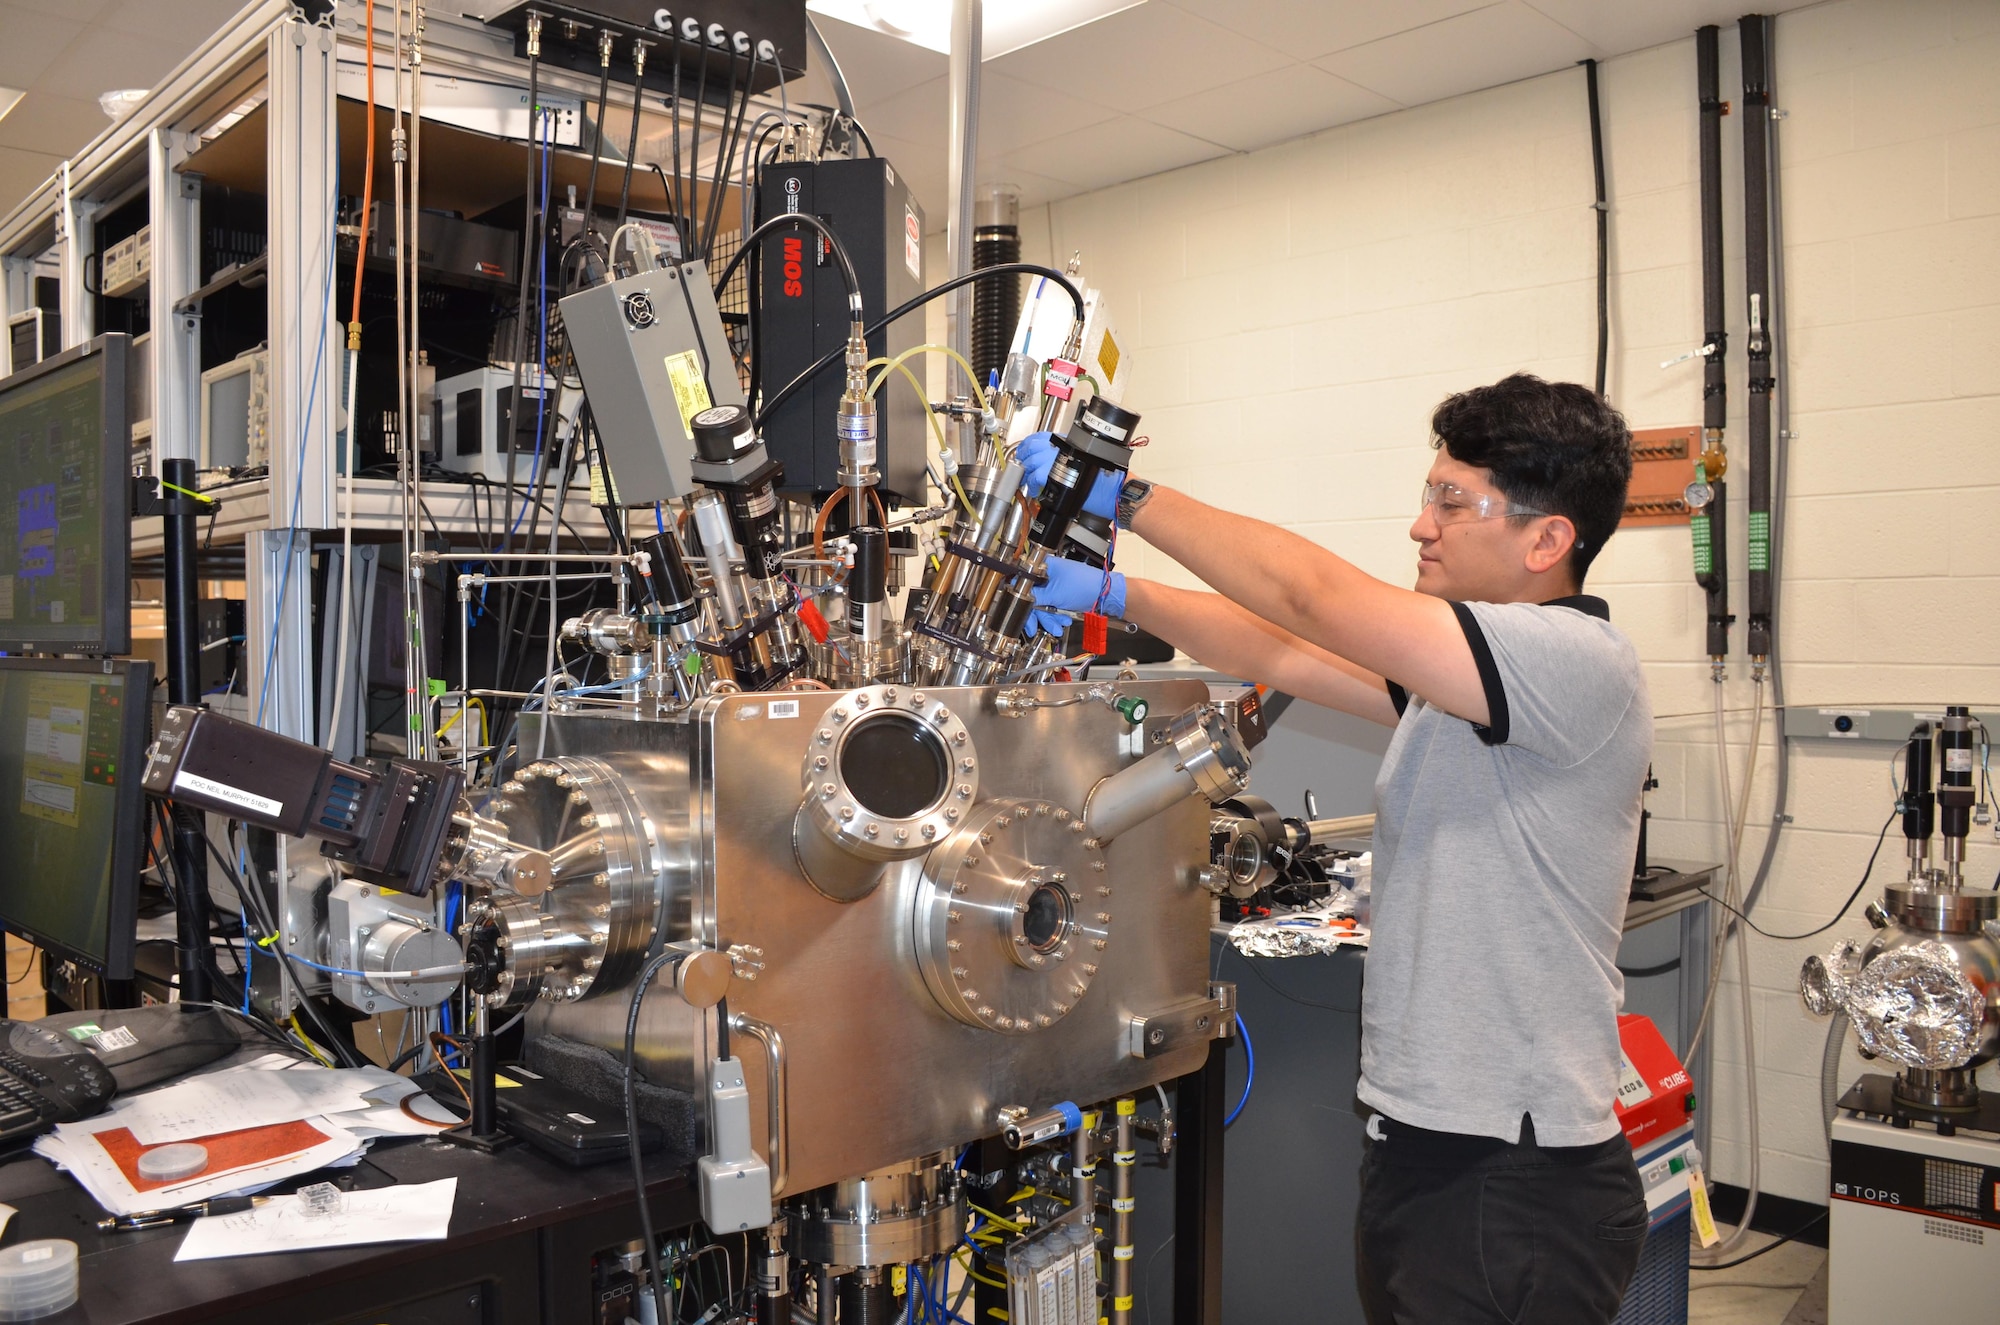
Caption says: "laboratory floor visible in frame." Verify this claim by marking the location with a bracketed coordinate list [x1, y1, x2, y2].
[1689, 1226, 1828, 1325]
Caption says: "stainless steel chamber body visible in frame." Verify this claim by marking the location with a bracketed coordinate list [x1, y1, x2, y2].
[513, 678, 1223, 1197]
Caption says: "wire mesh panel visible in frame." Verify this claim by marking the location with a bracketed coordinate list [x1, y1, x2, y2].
[1611, 1207, 1690, 1325]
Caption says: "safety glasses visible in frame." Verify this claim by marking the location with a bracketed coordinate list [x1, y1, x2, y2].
[1418, 481, 1552, 526]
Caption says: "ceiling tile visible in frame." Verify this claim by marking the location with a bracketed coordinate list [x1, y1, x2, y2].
[96, 0, 243, 41]
[34, 22, 189, 98]
[0, 0, 111, 20]
[1143, 63, 1397, 152]
[810, 13, 946, 108]
[0, 145, 62, 211]
[860, 71, 1122, 159]
[999, 116, 1227, 190]
[1519, 1, 1803, 54]
[1161, 0, 1497, 62]
[0, 93, 102, 156]
[1316, 1, 1596, 107]
[989, 4, 1292, 114]
[0, 11, 84, 91]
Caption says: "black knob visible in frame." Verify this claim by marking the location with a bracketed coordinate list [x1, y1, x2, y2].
[691, 404, 754, 462]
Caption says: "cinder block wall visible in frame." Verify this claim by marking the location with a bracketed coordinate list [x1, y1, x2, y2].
[955, 0, 1999, 1203]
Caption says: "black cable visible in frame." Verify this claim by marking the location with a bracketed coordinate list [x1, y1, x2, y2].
[711, 212, 861, 315]
[616, 42, 647, 233]
[624, 949, 682, 1325]
[1220, 942, 1359, 1015]
[1617, 957, 1682, 979]
[582, 41, 617, 234]
[1691, 1208, 1826, 1270]
[700, 45, 744, 259]
[502, 37, 542, 561]
[686, 41, 711, 260]
[1698, 808, 1896, 943]
[756, 263, 1086, 427]
[1580, 57, 1609, 397]
[668, 35, 688, 243]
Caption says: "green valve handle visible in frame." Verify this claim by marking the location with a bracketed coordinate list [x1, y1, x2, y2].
[1115, 695, 1149, 725]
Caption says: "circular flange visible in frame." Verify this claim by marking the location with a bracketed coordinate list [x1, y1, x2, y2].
[914, 798, 1109, 1034]
[482, 757, 662, 1002]
[799, 685, 979, 862]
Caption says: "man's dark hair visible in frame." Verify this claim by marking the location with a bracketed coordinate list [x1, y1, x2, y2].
[1430, 374, 1633, 585]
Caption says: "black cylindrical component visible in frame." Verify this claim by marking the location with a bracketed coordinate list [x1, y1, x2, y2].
[1066, 510, 1114, 569]
[849, 527, 888, 610]
[1697, 27, 1728, 435]
[470, 1025, 498, 1138]
[727, 484, 787, 581]
[1903, 723, 1935, 843]
[1938, 706, 1975, 841]
[1741, 14, 1776, 660]
[836, 1272, 895, 1324]
[692, 403, 754, 462]
[760, 1290, 790, 1325]
[161, 456, 213, 1008]
[988, 585, 1034, 640]
[639, 532, 702, 624]
[1027, 398, 1142, 554]
[972, 187, 1022, 390]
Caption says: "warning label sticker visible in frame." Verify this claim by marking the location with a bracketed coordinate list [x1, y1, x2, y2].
[663, 350, 713, 441]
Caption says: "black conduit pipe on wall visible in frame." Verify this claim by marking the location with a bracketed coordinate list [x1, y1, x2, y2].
[1580, 58, 1609, 397]
[1743, 12, 1793, 914]
[1740, 13, 1776, 666]
[1694, 25, 1734, 671]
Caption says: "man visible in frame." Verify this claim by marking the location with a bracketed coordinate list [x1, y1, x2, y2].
[1024, 373, 1652, 1324]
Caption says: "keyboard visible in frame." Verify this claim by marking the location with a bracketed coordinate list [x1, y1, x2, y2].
[0, 1020, 117, 1142]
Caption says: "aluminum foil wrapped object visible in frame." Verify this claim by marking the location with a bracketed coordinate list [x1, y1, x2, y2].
[1798, 939, 1864, 1018]
[1228, 899, 1365, 958]
[1838, 940, 1986, 1071]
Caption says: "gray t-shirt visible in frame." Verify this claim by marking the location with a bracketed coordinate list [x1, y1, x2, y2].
[1357, 595, 1652, 1146]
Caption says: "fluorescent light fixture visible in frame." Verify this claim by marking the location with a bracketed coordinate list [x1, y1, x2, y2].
[808, 0, 1147, 60]
[0, 87, 24, 127]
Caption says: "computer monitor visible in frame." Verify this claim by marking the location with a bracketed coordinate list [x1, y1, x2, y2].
[0, 657, 151, 978]
[0, 333, 132, 655]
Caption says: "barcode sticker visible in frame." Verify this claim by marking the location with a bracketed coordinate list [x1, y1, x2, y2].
[768, 700, 800, 719]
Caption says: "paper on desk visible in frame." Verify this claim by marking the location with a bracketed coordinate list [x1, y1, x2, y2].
[175, 1177, 458, 1261]
[118, 1060, 402, 1145]
[34, 1114, 365, 1217]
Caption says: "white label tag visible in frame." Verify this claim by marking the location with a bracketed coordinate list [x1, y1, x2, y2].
[1613, 1052, 1653, 1109]
[566, 1112, 596, 1126]
[173, 771, 284, 819]
[768, 699, 800, 719]
[20, 1247, 51, 1264]
[86, 1026, 139, 1052]
[1946, 749, 1973, 772]
[904, 204, 922, 280]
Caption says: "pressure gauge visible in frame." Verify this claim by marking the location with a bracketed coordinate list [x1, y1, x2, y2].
[1684, 480, 1714, 510]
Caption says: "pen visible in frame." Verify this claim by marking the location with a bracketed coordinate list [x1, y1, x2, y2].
[96, 1196, 268, 1232]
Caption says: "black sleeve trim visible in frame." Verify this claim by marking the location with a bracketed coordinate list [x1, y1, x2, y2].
[1448, 601, 1510, 746]
[1385, 682, 1409, 717]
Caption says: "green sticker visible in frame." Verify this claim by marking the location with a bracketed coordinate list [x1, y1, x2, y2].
[427, 678, 447, 699]
[64, 1023, 104, 1042]
[1747, 510, 1769, 572]
[682, 652, 702, 678]
[1690, 514, 1713, 576]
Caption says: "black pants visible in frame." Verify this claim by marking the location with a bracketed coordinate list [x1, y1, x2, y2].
[1356, 1113, 1648, 1325]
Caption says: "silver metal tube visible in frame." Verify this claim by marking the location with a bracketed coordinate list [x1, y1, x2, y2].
[693, 494, 748, 629]
[1306, 814, 1377, 843]
[1084, 706, 1253, 843]
[945, 0, 982, 363]
[1112, 1098, 1134, 1325]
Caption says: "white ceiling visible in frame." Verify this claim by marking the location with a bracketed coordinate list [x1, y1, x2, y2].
[0, 1, 1823, 233]
[0, 0, 248, 223]
[817, 0, 1824, 223]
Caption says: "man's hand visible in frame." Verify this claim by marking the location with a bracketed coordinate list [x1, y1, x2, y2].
[1026, 555, 1125, 637]
[1016, 432, 1121, 519]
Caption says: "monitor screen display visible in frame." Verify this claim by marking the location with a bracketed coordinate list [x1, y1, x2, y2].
[0, 658, 151, 977]
[0, 335, 131, 655]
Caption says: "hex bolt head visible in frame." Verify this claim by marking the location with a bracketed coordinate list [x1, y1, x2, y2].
[840, 806, 856, 820]
[1149, 1028, 1166, 1045]
[922, 824, 938, 839]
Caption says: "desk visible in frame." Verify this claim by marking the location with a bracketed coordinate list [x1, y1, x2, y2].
[0, 1131, 699, 1325]
[1127, 863, 1718, 1324]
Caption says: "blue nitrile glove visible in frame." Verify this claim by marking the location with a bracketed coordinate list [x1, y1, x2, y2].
[1026, 555, 1125, 637]
[1016, 431, 1122, 519]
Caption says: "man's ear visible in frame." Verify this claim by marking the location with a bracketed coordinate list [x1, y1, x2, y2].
[1524, 516, 1577, 576]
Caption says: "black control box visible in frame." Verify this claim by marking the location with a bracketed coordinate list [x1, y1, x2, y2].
[756, 157, 928, 502]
